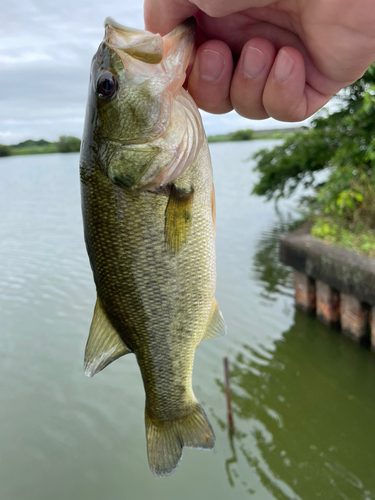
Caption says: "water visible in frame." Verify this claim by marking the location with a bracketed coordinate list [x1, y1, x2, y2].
[1, 142, 375, 500]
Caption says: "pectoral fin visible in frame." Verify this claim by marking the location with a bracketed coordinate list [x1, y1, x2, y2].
[202, 299, 227, 341]
[164, 184, 194, 252]
[84, 297, 131, 377]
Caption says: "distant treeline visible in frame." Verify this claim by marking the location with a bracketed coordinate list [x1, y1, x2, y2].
[207, 128, 299, 143]
[0, 136, 81, 157]
[207, 129, 254, 143]
[0, 127, 299, 157]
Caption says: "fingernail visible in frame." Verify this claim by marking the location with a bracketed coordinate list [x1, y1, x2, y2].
[199, 50, 225, 82]
[242, 46, 266, 79]
[274, 50, 294, 82]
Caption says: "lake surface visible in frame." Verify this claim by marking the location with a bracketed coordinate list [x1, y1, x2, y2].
[1, 141, 375, 500]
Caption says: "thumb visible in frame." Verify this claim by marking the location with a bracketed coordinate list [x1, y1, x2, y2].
[144, 0, 199, 35]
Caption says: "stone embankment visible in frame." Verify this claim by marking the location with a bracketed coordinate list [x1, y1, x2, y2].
[280, 227, 375, 348]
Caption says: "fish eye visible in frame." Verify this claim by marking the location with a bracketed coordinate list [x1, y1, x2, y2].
[96, 71, 118, 100]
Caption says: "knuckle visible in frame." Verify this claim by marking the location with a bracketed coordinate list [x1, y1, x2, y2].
[234, 103, 268, 120]
[194, 0, 229, 17]
[264, 92, 306, 122]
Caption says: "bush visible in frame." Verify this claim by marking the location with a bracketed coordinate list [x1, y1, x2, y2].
[0, 145, 11, 157]
[230, 129, 253, 141]
[57, 136, 81, 153]
[252, 65, 375, 254]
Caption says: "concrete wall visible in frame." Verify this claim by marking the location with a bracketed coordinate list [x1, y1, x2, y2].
[281, 228, 375, 350]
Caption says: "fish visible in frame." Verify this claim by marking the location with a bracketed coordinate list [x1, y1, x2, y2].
[79, 17, 226, 477]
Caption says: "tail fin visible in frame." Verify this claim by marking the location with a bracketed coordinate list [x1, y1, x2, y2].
[145, 403, 215, 477]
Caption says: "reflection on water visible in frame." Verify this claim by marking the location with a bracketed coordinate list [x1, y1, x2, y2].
[1, 144, 375, 500]
[215, 221, 375, 500]
[252, 215, 302, 302]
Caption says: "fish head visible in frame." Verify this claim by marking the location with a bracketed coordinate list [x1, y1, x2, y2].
[84, 17, 203, 190]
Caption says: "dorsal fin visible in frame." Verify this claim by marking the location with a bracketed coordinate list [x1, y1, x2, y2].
[164, 184, 194, 252]
[202, 299, 227, 341]
[84, 296, 131, 377]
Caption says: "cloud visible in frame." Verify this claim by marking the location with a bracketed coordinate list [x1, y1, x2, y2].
[0, 0, 145, 143]
[0, 0, 317, 144]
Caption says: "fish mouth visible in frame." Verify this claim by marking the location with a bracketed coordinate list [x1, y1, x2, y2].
[104, 17, 164, 64]
[99, 17, 196, 147]
[104, 17, 146, 34]
[104, 16, 196, 66]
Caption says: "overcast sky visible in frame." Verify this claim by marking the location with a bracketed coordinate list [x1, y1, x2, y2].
[0, 0, 315, 145]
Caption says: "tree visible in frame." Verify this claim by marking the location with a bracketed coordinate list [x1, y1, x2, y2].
[252, 65, 375, 254]
[0, 144, 11, 157]
[230, 129, 253, 141]
[57, 136, 81, 153]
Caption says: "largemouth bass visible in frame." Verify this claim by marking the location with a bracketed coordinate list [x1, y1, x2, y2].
[80, 17, 226, 477]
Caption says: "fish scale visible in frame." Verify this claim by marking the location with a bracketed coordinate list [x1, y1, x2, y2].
[80, 17, 226, 477]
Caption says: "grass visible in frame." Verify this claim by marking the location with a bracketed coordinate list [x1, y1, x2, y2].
[9, 144, 59, 156]
[311, 217, 375, 258]
[207, 129, 253, 143]
[252, 130, 295, 140]
[207, 128, 300, 143]
[0, 137, 81, 157]
[1, 128, 297, 157]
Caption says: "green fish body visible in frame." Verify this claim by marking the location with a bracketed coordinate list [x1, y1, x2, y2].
[80, 17, 226, 477]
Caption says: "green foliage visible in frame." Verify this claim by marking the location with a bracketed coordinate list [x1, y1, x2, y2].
[57, 135, 81, 153]
[315, 165, 375, 228]
[0, 144, 11, 157]
[253, 130, 295, 140]
[9, 143, 59, 156]
[207, 128, 298, 143]
[252, 65, 375, 199]
[207, 134, 229, 143]
[252, 64, 375, 255]
[252, 121, 340, 199]
[230, 129, 253, 141]
[208, 129, 253, 143]
[4, 137, 81, 157]
[311, 218, 375, 257]
[12, 139, 51, 149]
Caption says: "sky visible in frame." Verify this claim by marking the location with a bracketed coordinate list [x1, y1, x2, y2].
[0, 0, 315, 145]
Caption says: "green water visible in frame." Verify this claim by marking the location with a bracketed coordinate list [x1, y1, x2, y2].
[1, 141, 375, 500]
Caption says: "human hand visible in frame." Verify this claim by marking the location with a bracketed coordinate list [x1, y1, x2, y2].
[144, 0, 375, 121]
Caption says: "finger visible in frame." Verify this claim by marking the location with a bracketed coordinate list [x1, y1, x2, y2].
[144, 0, 198, 35]
[263, 47, 333, 121]
[144, 0, 277, 33]
[195, 15, 350, 99]
[193, 0, 275, 17]
[230, 38, 276, 119]
[187, 40, 233, 114]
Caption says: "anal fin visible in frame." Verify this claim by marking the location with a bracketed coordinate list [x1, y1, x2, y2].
[202, 298, 227, 341]
[84, 296, 131, 377]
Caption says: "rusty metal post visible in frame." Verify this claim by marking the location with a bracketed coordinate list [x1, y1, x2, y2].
[223, 356, 234, 432]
